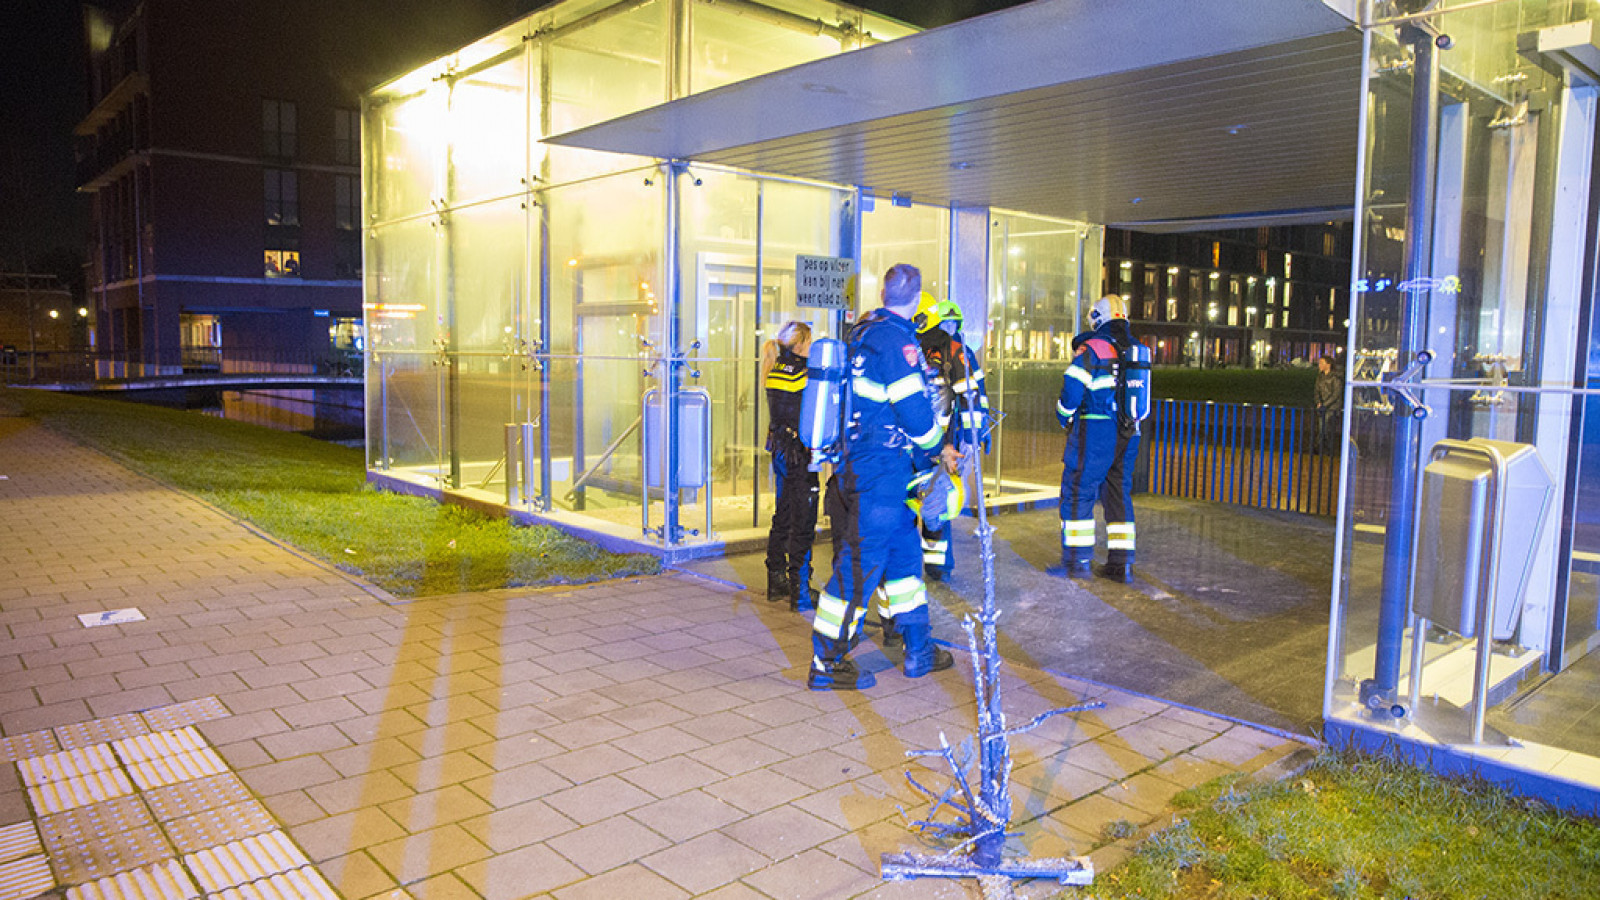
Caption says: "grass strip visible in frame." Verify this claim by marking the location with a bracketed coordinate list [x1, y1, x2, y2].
[1077, 748, 1600, 899]
[5, 389, 659, 596]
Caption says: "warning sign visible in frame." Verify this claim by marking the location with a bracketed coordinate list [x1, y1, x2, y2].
[795, 255, 855, 309]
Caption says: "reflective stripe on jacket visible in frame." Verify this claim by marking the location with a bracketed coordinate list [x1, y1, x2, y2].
[1056, 333, 1119, 426]
[847, 310, 944, 457]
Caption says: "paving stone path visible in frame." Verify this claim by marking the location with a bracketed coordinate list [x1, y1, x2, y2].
[0, 417, 1311, 899]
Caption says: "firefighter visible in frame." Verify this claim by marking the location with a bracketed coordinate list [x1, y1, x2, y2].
[810, 263, 959, 691]
[762, 321, 819, 611]
[910, 292, 989, 583]
[1057, 294, 1141, 582]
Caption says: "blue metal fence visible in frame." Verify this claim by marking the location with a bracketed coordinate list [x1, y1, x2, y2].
[1145, 399, 1341, 516]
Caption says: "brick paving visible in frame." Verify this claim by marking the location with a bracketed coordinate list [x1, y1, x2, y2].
[0, 416, 1314, 899]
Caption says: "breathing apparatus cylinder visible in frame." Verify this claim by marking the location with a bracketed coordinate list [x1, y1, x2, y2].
[798, 336, 847, 470]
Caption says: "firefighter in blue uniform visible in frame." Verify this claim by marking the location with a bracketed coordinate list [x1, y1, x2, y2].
[1057, 294, 1141, 582]
[810, 264, 959, 691]
[911, 293, 989, 582]
[762, 321, 819, 611]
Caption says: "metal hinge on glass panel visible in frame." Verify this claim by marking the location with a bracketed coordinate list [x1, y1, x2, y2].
[639, 335, 659, 380]
[504, 334, 534, 371]
[432, 333, 450, 368]
[521, 337, 543, 373]
[1353, 347, 1432, 418]
[1469, 354, 1512, 408]
[1353, 348, 1397, 413]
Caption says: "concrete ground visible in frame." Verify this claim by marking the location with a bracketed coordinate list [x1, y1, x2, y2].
[0, 414, 1314, 900]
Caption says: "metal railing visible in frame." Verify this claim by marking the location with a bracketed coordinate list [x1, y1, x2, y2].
[1145, 398, 1342, 516]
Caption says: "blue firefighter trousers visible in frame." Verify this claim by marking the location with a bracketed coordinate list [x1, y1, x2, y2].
[1058, 416, 1140, 566]
[814, 451, 926, 665]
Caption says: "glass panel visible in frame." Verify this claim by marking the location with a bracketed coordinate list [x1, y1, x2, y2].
[543, 168, 664, 528]
[447, 196, 532, 499]
[545, 0, 668, 185]
[861, 200, 948, 308]
[679, 169, 760, 538]
[366, 219, 443, 477]
[987, 212, 1090, 494]
[676, 169, 850, 538]
[366, 84, 445, 225]
[689, 2, 842, 93]
[1334, 2, 1600, 751]
[449, 44, 530, 207]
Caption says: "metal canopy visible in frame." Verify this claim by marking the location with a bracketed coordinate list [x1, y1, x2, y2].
[546, 0, 1364, 229]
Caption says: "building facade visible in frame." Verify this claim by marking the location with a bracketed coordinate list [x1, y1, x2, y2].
[76, 0, 524, 379]
[361, 0, 1098, 555]
[1103, 223, 1352, 368]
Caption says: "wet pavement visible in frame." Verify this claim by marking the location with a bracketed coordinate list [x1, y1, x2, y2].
[0, 413, 1315, 899]
[688, 494, 1336, 737]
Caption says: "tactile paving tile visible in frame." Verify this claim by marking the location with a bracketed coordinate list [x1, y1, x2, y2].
[38, 796, 154, 850]
[0, 854, 53, 900]
[0, 823, 41, 865]
[0, 730, 58, 765]
[121, 748, 228, 791]
[65, 858, 200, 900]
[183, 831, 309, 894]
[38, 796, 171, 886]
[164, 799, 275, 855]
[56, 715, 149, 752]
[210, 865, 339, 900]
[143, 773, 255, 823]
[17, 743, 120, 787]
[27, 767, 136, 815]
[139, 697, 228, 734]
[112, 727, 206, 764]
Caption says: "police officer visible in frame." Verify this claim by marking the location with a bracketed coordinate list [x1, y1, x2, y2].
[911, 292, 989, 582]
[810, 264, 959, 691]
[762, 321, 819, 611]
[1057, 294, 1141, 582]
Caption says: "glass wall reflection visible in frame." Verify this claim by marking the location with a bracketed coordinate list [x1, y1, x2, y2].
[1331, 0, 1600, 765]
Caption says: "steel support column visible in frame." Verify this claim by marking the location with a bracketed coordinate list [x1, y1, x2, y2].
[1366, 24, 1442, 711]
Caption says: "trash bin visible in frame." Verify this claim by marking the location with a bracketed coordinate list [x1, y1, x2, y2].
[1411, 438, 1553, 641]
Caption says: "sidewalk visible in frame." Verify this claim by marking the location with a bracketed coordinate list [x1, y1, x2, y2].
[0, 415, 1313, 900]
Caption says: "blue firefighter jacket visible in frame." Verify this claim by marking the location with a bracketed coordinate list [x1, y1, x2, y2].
[846, 309, 945, 461]
[1055, 325, 1122, 427]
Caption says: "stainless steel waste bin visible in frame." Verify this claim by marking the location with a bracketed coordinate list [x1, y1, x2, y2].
[1411, 438, 1553, 641]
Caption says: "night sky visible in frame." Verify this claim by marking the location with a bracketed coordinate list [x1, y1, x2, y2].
[0, 0, 1027, 278]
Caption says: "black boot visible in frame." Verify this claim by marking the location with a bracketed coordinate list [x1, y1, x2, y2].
[899, 608, 954, 678]
[766, 569, 789, 603]
[1062, 556, 1094, 579]
[807, 656, 874, 691]
[879, 615, 902, 650]
[787, 564, 815, 612]
[1097, 562, 1135, 584]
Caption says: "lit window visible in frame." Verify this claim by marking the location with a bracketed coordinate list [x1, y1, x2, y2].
[264, 249, 300, 278]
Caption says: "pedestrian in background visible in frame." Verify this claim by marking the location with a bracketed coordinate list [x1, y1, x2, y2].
[809, 263, 958, 691]
[761, 321, 819, 611]
[1057, 294, 1142, 583]
[1314, 353, 1342, 455]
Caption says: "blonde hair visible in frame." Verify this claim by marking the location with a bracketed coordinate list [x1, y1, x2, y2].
[761, 321, 812, 379]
